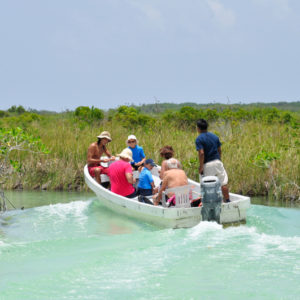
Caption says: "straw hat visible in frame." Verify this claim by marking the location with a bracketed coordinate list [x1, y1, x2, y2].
[97, 131, 112, 141]
[117, 148, 133, 161]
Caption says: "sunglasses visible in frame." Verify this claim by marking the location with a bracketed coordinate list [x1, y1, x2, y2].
[128, 140, 136, 143]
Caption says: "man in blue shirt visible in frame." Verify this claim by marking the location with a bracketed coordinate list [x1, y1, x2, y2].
[195, 119, 230, 202]
[127, 135, 146, 170]
[137, 159, 158, 196]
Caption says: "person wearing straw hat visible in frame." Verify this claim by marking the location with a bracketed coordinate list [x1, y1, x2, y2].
[87, 131, 115, 184]
[108, 148, 137, 198]
[127, 135, 146, 171]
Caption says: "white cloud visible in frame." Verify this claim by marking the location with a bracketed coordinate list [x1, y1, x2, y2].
[252, 0, 291, 19]
[129, 1, 165, 31]
[206, 0, 236, 28]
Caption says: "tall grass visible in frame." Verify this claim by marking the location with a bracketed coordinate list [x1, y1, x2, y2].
[3, 115, 300, 201]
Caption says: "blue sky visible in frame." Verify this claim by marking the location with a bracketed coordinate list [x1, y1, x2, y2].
[0, 0, 299, 111]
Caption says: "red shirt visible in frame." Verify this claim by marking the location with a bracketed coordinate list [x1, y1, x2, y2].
[108, 160, 134, 196]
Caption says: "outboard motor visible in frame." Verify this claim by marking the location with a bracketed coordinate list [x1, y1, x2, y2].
[200, 176, 223, 223]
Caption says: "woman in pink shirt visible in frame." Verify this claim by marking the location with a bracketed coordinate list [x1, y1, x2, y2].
[108, 148, 137, 198]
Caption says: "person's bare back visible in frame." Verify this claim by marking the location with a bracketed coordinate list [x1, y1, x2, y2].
[163, 169, 188, 189]
[153, 168, 188, 205]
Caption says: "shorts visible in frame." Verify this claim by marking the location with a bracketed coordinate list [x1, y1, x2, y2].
[126, 188, 138, 198]
[204, 159, 228, 186]
[138, 188, 152, 196]
[88, 165, 109, 177]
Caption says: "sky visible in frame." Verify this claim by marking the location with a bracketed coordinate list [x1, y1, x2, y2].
[0, 0, 300, 111]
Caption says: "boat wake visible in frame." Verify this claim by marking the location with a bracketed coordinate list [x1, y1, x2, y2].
[1, 201, 299, 299]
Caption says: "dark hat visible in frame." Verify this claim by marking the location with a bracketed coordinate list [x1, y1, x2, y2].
[145, 158, 157, 167]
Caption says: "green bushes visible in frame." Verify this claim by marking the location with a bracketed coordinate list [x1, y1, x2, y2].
[0, 110, 9, 118]
[74, 106, 104, 123]
[0, 127, 49, 189]
[8, 105, 26, 114]
[0, 104, 299, 200]
[112, 106, 155, 129]
[3, 113, 42, 129]
[162, 106, 299, 128]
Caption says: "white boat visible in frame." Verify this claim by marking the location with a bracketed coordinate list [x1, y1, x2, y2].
[84, 165, 251, 229]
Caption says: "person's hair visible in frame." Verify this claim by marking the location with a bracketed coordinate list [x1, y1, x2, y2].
[97, 138, 107, 148]
[167, 158, 179, 169]
[160, 145, 174, 160]
[197, 119, 208, 130]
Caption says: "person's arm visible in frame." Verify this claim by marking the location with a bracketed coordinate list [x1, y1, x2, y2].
[125, 172, 136, 184]
[125, 163, 135, 184]
[154, 177, 168, 204]
[103, 145, 112, 158]
[150, 181, 155, 192]
[102, 145, 116, 161]
[136, 147, 146, 166]
[198, 149, 205, 175]
[148, 173, 156, 194]
[140, 157, 146, 165]
[218, 147, 222, 160]
[151, 181, 159, 194]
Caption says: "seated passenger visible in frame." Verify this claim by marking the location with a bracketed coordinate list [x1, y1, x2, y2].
[87, 131, 115, 184]
[159, 146, 181, 179]
[153, 162, 188, 206]
[127, 135, 146, 170]
[137, 159, 159, 196]
[108, 148, 137, 198]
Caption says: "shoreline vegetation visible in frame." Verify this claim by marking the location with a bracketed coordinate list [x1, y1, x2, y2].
[0, 102, 299, 202]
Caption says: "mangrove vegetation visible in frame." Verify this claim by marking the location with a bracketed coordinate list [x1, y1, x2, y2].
[0, 102, 299, 202]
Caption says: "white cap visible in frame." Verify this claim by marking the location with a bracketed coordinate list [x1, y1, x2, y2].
[127, 135, 137, 142]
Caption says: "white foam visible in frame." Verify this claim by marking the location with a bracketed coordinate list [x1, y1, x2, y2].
[0, 240, 11, 254]
[34, 200, 91, 219]
[248, 232, 300, 256]
[188, 221, 224, 239]
[186, 220, 300, 258]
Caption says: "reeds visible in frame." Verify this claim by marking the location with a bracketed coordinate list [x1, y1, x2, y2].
[3, 116, 300, 201]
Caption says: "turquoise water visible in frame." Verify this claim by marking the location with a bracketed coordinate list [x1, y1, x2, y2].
[1, 192, 300, 299]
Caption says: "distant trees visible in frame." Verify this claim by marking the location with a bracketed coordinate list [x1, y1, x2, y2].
[0, 110, 9, 118]
[8, 105, 26, 114]
[162, 106, 298, 128]
[74, 106, 104, 123]
[111, 105, 155, 129]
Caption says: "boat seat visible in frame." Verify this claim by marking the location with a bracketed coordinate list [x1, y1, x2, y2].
[162, 185, 191, 208]
[100, 174, 110, 183]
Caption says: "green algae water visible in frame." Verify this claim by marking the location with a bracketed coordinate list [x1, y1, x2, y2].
[1, 192, 299, 299]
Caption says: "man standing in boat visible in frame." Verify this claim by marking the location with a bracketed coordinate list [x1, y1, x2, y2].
[195, 119, 230, 203]
[87, 131, 115, 184]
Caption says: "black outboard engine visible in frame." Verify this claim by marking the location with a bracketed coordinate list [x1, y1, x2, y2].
[200, 176, 223, 223]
